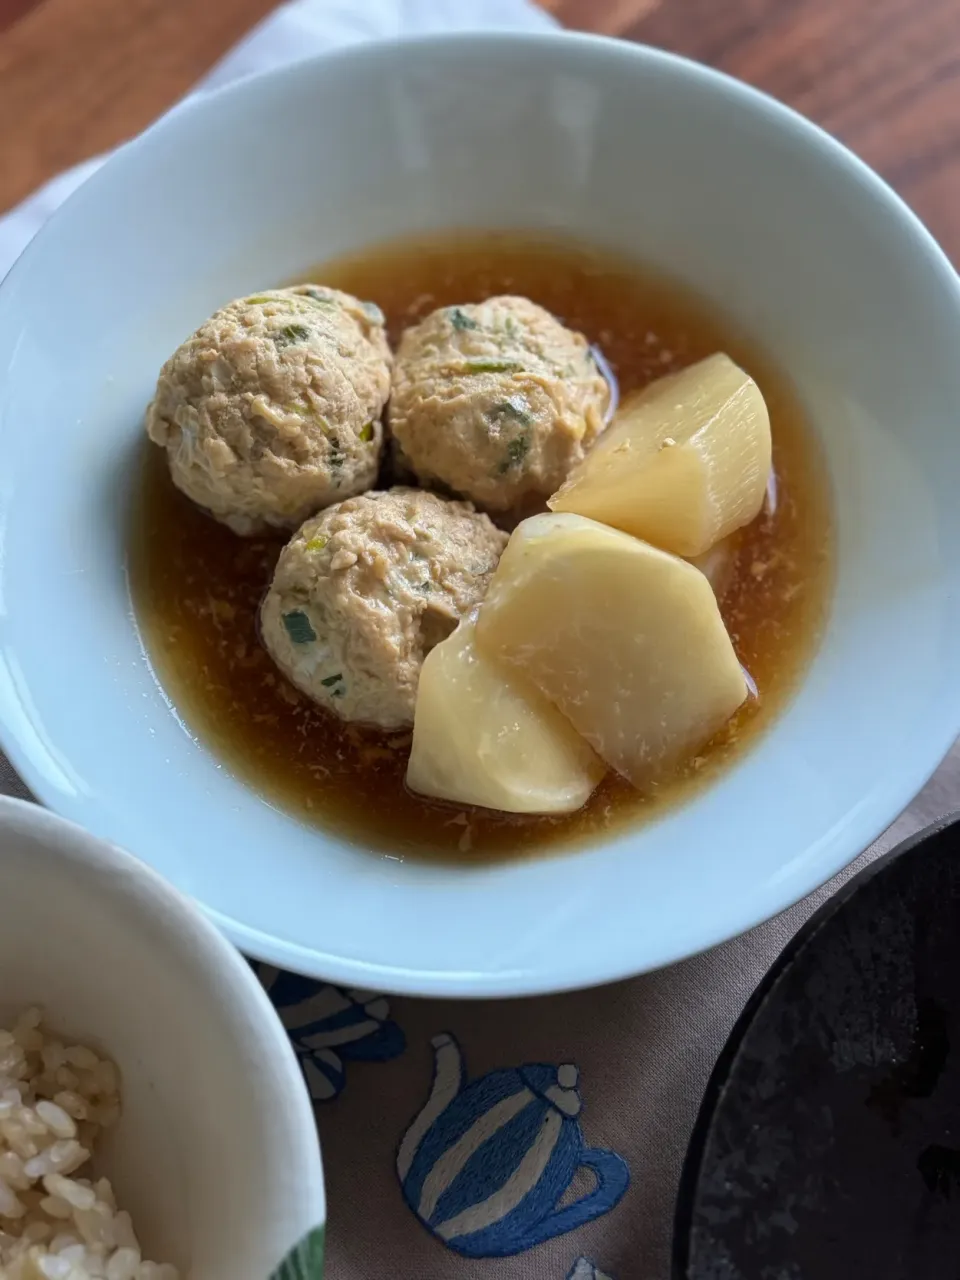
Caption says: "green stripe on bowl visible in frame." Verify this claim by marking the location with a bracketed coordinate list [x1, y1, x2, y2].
[270, 1225, 325, 1280]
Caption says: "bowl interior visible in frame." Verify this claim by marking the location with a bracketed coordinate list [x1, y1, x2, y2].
[0, 800, 324, 1277]
[0, 34, 959, 995]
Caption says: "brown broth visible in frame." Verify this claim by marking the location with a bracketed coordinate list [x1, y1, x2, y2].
[130, 232, 834, 862]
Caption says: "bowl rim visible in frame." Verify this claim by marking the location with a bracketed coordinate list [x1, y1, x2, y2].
[5, 28, 957, 316]
[670, 811, 960, 1277]
[0, 793, 326, 1225]
[1, 31, 960, 997]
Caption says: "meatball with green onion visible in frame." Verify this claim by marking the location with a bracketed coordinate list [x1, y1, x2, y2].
[388, 296, 609, 512]
[260, 487, 508, 729]
[146, 286, 391, 535]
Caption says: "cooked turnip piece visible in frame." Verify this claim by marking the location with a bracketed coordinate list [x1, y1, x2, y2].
[407, 613, 604, 813]
[548, 353, 771, 557]
[475, 513, 748, 788]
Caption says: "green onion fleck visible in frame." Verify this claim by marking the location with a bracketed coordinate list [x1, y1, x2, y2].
[298, 287, 335, 305]
[448, 307, 478, 332]
[488, 397, 532, 427]
[359, 421, 375, 443]
[362, 300, 386, 325]
[246, 294, 275, 305]
[497, 433, 531, 475]
[305, 534, 328, 553]
[464, 358, 521, 374]
[282, 610, 316, 644]
[274, 323, 310, 347]
[321, 672, 343, 688]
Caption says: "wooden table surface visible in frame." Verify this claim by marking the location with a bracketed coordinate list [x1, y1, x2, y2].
[0, 0, 958, 264]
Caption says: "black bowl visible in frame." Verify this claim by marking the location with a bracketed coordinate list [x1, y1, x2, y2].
[674, 814, 960, 1280]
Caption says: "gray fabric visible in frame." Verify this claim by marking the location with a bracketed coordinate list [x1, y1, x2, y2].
[0, 758, 34, 802]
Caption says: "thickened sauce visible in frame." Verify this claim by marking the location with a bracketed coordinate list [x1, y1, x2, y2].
[130, 233, 834, 861]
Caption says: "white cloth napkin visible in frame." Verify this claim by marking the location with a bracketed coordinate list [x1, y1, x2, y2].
[0, 0, 555, 279]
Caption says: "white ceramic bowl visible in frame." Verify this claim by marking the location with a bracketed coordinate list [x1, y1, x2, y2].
[0, 32, 959, 998]
[0, 797, 325, 1278]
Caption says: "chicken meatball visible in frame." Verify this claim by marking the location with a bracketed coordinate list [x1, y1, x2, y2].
[388, 296, 610, 512]
[146, 286, 392, 535]
[260, 487, 508, 729]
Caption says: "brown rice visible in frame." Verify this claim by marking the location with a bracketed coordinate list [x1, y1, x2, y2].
[0, 1008, 179, 1280]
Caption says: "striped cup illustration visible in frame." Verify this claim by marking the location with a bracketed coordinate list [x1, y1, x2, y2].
[257, 966, 406, 1101]
[397, 1033, 629, 1258]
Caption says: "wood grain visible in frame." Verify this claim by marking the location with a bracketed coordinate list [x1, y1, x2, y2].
[554, 0, 960, 263]
[0, 0, 277, 210]
[0, 0, 37, 34]
[0, 0, 958, 264]
[540, 0, 662, 33]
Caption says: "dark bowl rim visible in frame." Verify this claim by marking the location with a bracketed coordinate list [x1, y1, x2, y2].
[670, 808, 960, 1278]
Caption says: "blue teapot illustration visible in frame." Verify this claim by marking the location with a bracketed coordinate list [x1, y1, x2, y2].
[567, 1258, 613, 1280]
[257, 965, 405, 1102]
[396, 1033, 629, 1258]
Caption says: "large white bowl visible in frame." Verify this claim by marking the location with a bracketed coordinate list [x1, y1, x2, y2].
[0, 33, 958, 997]
[0, 796, 325, 1277]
